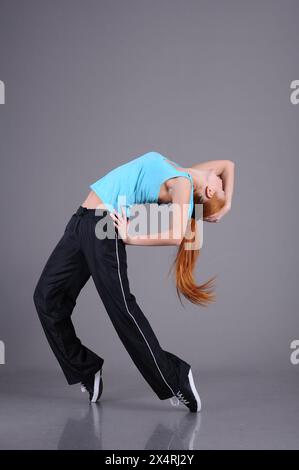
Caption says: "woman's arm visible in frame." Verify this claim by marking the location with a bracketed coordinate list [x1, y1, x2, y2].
[203, 160, 235, 222]
[193, 159, 233, 176]
[219, 160, 235, 209]
[194, 159, 235, 208]
[126, 227, 183, 246]
[111, 177, 192, 246]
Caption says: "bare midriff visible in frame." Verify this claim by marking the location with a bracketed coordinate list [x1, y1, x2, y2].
[81, 190, 107, 210]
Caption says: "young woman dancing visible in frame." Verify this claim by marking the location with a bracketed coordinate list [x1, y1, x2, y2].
[33, 151, 235, 412]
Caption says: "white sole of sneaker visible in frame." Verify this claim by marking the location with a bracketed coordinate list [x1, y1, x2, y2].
[188, 369, 202, 412]
[91, 369, 102, 403]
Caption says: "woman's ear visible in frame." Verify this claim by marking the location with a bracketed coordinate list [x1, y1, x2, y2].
[206, 185, 215, 199]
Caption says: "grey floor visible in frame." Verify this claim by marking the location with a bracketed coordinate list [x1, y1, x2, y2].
[0, 368, 298, 450]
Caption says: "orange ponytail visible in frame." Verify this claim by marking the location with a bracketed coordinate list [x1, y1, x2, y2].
[169, 193, 226, 306]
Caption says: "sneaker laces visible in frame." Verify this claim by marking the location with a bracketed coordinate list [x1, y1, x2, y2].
[176, 391, 190, 405]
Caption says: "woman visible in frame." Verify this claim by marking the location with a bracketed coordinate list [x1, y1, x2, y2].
[33, 151, 235, 412]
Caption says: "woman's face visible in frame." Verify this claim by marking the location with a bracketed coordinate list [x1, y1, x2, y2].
[206, 171, 225, 200]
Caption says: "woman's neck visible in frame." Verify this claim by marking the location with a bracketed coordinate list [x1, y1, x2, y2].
[185, 167, 207, 193]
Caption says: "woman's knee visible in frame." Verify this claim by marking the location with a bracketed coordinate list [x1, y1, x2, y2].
[33, 276, 49, 312]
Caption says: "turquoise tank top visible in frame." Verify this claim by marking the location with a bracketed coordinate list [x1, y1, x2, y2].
[90, 151, 194, 219]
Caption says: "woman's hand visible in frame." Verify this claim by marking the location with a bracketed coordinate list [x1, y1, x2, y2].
[204, 203, 231, 223]
[109, 207, 130, 242]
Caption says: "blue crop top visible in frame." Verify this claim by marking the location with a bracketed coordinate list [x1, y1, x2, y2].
[90, 151, 194, 219]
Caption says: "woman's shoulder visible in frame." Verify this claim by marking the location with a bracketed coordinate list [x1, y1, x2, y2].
[141, 150, 163, 159]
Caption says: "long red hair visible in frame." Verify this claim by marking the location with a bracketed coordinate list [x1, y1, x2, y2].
[169, 192, 226, 306]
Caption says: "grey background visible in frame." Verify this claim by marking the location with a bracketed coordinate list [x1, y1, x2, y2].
[0, 0, 298, 390]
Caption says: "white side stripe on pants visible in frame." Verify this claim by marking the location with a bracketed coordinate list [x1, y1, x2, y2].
[115, 232, 176, 397]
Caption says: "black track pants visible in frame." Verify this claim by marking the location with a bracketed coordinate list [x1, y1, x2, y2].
[33, 206, 191, 400]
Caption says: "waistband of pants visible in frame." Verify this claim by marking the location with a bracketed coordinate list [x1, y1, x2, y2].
[75, 206, 110, 218]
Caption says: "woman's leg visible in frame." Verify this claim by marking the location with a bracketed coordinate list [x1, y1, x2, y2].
[33, 214, 104, 384]
[79, 210, 191, 400]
